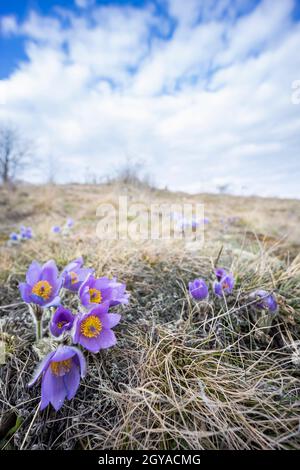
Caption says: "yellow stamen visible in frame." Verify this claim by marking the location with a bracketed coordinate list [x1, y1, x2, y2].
[32, 280, 52, 300]
[69, 271, 79, 284]
[89, 288, 102, 304]
[57, 321, 67, 329]
[50, 359, 72, 376]
[80, 315, 102, 338]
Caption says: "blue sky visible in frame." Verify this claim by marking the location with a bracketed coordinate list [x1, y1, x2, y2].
[0, 0, 300, 197]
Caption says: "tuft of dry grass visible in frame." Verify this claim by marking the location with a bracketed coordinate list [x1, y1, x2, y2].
[0, 183, 300, 450]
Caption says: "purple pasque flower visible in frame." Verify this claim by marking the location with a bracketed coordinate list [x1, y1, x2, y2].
[191, 218, 200, 230]
[61, 257, 94, 292]
[213, 269, 235, 297]
[50, 306, 74, 337]
[73, 303, 121, 353]
[19, 260, 62, 308]
[9, 232, 19, 242]
[79, 274, 128, 309]
[107, 277, 129, 307]
[51, 225, 61, 234]
[189, 278, 209, 300]
[250, 290, 277, 312]
[20, 226, 33, 240]
[28, 345, 86, 411]
[66, 218, 74, 228]
[214, 268, 228, 282]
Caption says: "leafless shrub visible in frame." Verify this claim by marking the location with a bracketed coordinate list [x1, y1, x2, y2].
[107, 157, 155, 189]
[0, 124, 34, 185]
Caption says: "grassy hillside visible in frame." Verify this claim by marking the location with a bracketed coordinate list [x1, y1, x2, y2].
[0, 182, 300, 450]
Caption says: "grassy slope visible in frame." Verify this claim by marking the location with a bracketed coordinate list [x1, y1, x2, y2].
[0, 183, 299, 449]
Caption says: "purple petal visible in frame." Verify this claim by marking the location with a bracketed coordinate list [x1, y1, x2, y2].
[26, 261, 42, 285]
[93, 277, 112, 290]
[100, 313, 121, 329]
[19, 282, 32, 303]
[41, 260, 59, 287]
[90, 302, 110, 317]
[41, 369, 66, 411]
[97, 286, 113, 301]
[79, 334, 101, 353]
[51, 345, 76, 363]
[28, 351, 55, 388]
[45, 295, 61, 308]
[213, 281, 223, 297]
[70, 346, 86, 378]
[79, 287, 91, 308]
[98, 329, 117, 349]
[63, 366, 80, 400]
[50, 307, 74, 337]
[215, 268, 227, 282]
[63, 257, 83, 274]
[72, 315, 81, 344]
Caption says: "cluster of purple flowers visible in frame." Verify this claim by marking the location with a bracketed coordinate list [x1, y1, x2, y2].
[51, 218, 74, 235]
[189, 268, 277, 313]
[9, 226, 33, 244]
[171, 212, 210, 231]
[19, 257, 128, 411]
[188, 267, 235, 301]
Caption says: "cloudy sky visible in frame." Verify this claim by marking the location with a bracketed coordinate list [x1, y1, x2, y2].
[0, 0, 300, 197]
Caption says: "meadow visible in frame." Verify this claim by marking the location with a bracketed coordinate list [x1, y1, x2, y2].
[0, 181, 300, 450]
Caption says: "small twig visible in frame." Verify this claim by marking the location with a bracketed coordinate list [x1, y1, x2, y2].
[20, 402, 41, 450]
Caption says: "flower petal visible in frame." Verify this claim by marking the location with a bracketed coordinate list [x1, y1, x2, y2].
[100, 313, 121, 329]
[64, 365, 80, 400]
[28, 351, 55, 388]
[41, 368, 67, 411]
[70, 346, 87, 378]
[19, 282, 32, 303]
[45, 295, 61, 308]
[41, 260, 59, 286]
[26, 261, 42, 285]
[51, 345, 76, 363]
[98, 329, 117, 349]
[79, 334, 101, 353]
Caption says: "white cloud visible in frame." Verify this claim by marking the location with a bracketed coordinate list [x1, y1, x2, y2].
[0, 15, 18, 35]
[0, 0, 299, 197]
[74, 0, 95, 9]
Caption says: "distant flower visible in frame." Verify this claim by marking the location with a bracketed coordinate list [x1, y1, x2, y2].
[51, 225, 61, 234]
[227, 216, 240, 224]
[28, 345, 86, 411]
[213, 269, 235, 297]
[19, 260, 61, 307]
[214, 268, 228, 282]
[170, 211, 182, 221]
[66, 218, 74, 228]
[203, 217, 210, 224]
[73, 304, 120, 353]
[250, 290, 277, 313]
[107, 277, 130, 307]
[79, 274, 128, 309]
[189, 278, 209, 300]
[20, 226, 33, 240]
[191, 218, 200, 229]
[50, 306, 74, 337]
[9, 232, 19, 242]
[61, 257, 93, 292]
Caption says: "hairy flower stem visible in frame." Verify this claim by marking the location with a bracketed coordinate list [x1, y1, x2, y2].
[29, 304, 44, 342]
[35, 319, 42, 341]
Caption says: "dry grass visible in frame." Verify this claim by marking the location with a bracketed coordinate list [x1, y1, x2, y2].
[0, 182, 299, 450]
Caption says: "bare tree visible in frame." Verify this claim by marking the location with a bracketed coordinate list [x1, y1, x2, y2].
[110, 156, 155, 188]
[0, 123, 33, 184]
